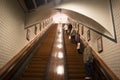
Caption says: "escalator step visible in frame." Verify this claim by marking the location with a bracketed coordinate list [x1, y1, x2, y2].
[24, 68, 45, 72]
[19, 77, 43, 80]
[64, 31, 86, 80]
[18, 24, 57, 80]
[22, 72, 43, 77]
[68, 73, 85, 79]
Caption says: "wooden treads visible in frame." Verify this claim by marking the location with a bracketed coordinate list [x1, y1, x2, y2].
[64, 32, 86, 80]
[18, 24, 57, 80]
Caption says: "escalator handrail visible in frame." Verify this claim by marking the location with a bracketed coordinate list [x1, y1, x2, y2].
[0, 32, 41, 80]
[92, 49, 119, 80]
[0, 23, 52, 80]
[80, 34, 119, 80]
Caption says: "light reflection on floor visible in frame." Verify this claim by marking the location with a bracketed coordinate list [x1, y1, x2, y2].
[57, 38, 62, 43]
[46, 23, 65, 80]
[57, 65, 64, 75]
[57, 51, 63, 59]
[57, 44, 63, 49]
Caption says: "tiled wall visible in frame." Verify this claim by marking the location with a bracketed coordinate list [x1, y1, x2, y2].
[0, 0, 26, 68]
[77, 0, 120, 79]
[0, 0, 120, 79]
[0, 0, 52, 69]
[101, 0, 120, 78]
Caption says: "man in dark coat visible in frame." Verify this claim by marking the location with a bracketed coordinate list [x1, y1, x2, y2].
[68, 23, 72, 35]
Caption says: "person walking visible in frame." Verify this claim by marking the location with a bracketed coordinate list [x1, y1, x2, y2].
[70, 29, 76, 44]
[83, 42, 93, 79]
[68, 23, 72, 35]
[64, 24, 68, 35]
[76, 33, 85, 54]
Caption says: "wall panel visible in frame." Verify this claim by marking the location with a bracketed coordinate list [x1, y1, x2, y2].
[0, 0, 26, 68]
[79, 0, 120, 78]
[0, 0, 52, 69]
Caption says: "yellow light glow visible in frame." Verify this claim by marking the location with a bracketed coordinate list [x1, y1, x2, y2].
[58, 34, 62, 38]
[57, 65, 64, 75]
[53, 13, 68, 23]
[57, 44, 63, 48]
[57, 51, 63, 59]
[58, 28, 62, 33]
[59, 29, 62, 32]
[58, 38, 62, 43]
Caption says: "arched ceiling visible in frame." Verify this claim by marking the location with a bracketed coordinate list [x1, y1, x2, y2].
[61, 9, 111, 36]
[55, 0, 116, 42]
[23, 0, 116, 42]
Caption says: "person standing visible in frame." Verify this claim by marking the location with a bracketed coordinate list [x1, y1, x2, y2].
[70, 29, 76, 44]
[64, 24, 68, 35]
[83, 42, 93, 79]
[68, 23, 72, 35]
[75, 31, 80, 44]
[76, 33, 85, 54]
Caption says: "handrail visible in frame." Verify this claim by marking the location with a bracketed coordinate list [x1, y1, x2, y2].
[92, 49, 119, 80]
[0, 24, 52, 80]
[80, 34, 119, 80]
[92, 55, 112, 80]
[0, 31, 41, 80]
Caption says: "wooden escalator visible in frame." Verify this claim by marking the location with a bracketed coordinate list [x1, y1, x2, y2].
[64, 32, 86, 80]
[18, 24, 57, 80]
[18, 24, 86, 80]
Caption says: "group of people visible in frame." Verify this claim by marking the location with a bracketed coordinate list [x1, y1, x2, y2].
[64, 23, 94, 80]
[64, 23, 73, 35]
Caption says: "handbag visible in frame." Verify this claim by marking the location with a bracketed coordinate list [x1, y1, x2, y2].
[69, 36, 71, 39]
[77, 42, 80, 49]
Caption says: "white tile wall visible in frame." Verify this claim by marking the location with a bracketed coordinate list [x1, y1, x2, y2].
[79, 0, 120, 79]
[0, 0, 52, 69]
[0, 0, 120, 79]
[0, 0, 27, 68]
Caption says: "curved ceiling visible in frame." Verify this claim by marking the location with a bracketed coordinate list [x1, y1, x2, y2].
[56, 0, 116, 41]
[61, 9, 111, 36]
[23, 0, 116, 42]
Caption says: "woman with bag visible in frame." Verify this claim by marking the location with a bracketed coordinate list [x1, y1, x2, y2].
[76, 34, 85, 54]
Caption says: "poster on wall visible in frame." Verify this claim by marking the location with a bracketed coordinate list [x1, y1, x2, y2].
[39, 23, 41, 31]
[43, 22, 44, 28]
[26, 28, 30, 41]
[87, 29, 91, 41]
[78, 24, 80, 33]
[81, 25, 84, 35]
[35, 26, 37, 35]
[97, 36, 103, 53]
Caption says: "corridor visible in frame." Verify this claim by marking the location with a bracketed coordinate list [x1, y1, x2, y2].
[15, 23, 86, 80]
[0, 0, 120, 80]
[0, 24, 86, 80]
[0, 23, 113, 80]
